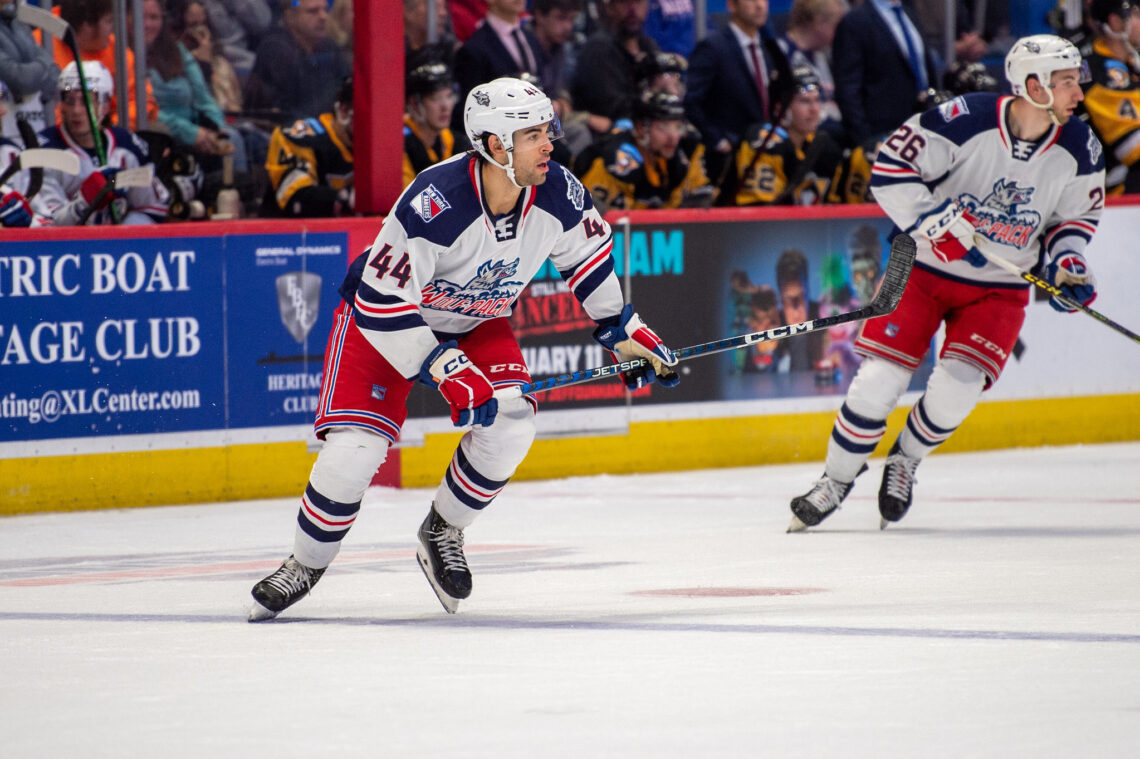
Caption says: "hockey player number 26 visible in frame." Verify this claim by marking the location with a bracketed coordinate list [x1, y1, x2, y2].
[884, 125, 926, 162]
[369, 244, 413, 288]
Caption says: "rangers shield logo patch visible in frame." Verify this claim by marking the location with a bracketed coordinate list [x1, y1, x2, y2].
[276, 271, 322, 342]
[939, 96, 969, 122]
[411, 184, 451, 222]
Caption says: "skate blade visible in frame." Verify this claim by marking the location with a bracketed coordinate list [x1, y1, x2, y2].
[416, 546, 460, 614]
[787, 515, 809, 533]
[248, 600, 279, 622]
[879, 518, 890, 531]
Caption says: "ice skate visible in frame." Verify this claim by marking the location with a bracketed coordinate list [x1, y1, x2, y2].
[879, 442, 921, 529]
[788, 471, 860, 532]
[416, 505, 472, 614]
[248, 555, 326, 622]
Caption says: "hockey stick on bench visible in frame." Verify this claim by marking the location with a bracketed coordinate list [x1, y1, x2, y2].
[496, 232, 917, 400]
[0, 149, 81, 188]
[975, 242, 1140, 345]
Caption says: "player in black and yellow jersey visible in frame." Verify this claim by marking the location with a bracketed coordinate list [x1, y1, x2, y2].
[1082, 0, 1140, 194]
[263, 77, 354, 217]
[734, 65, 843, 206]
[573, 91, 715, 213]
[403, 61, 458, 189]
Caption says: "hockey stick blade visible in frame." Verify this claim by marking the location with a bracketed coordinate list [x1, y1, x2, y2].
[17, 149, 81, 175]
[16, 2, 70, 38]
[113, 166, 154, 187]
[975, 238, 1140, 345]
[494, 234, 917, 400]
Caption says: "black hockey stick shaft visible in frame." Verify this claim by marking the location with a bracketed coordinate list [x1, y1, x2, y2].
[496, 233, 917, 399]
[978, 245, 1140, 345]
[16, 119, 44, 199]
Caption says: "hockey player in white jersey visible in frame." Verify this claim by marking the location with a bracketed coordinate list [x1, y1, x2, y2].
[31, 62, 168, 225]
[788, 35, 1106, 531]
[249, 77, 680, 620]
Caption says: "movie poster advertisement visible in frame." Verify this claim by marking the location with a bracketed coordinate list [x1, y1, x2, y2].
[474, 215, 934, 415]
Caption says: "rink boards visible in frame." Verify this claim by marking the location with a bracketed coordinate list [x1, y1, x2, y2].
[3, 205, 1139, 514]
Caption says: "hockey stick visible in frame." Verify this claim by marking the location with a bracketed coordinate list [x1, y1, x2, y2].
[975, 244, 1140, 345]
[495, 233, 917, 400]
[0, 149, 82, 187]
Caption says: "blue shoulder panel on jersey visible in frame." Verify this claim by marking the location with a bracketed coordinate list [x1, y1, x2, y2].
[918, 92, 1000, 147]
[111, 127, 151, 163]
[532, 160, 591, 232]
[1055, 119, 1106, 175]
[394, 154, 483, 246]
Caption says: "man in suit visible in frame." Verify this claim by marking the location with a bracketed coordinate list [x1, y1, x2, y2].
[831, 0, 937, 146]
[451, 0, 543, 140]
[571, 0, 659, 137]
[683, 0, 791, 199]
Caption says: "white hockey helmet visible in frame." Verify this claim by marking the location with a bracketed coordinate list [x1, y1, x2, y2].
[58, 60, 114, 102]
[1004, 34, 1088, 109]
[463, 77, 561, 186]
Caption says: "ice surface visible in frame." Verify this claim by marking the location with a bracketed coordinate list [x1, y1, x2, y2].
[2, 443, 1139, 757]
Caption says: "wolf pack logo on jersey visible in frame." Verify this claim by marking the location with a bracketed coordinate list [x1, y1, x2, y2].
[276, 271, 322, 342]
[960, 179, 1041, 248]
[411, 183, 451, 222]
[938, 96, 969, 123]
[562, 165, 585, 209]
[420, 258, 525, 318]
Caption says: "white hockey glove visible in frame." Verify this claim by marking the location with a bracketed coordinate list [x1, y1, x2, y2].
[913, 200, 985, 267]
[593, 304, 680, 390]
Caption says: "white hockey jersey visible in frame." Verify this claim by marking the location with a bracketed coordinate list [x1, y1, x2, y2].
[31, 125, 169, 225]
[353, 153, 624, 379]
[871, 93, 1106, 287]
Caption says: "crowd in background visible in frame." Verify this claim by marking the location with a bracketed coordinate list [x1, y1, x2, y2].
[2, 0, 1139, 226]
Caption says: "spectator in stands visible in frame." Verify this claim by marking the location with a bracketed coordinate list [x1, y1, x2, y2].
[572, 0, 658, 138]
[182, 0, 244, 114]
[403, 61, 456, 188]
[406, 0, 457, 68]
[0, 0, 59, 137]
[831, 0, 936, 147]
[140, 0, 246, 172]
[644, 0, 695, 57]
[262, 75, 353, 217]
[778, 0, 847, 138]
[574, 90, 714, 212]
[451, 0, 542, 140]
[734, 64, 842, 205]
[528, 0, 582, 105]
[54, 0, 158, 129]
[1082, 0, 1140, 194]
[198, 0, 272, 79]
[773, 247, 825, 372]
[244, 0, 352, 126]
[327, 0, 354, 70]
[684, 0, 792, 200]
[33, 61, 169, 225]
